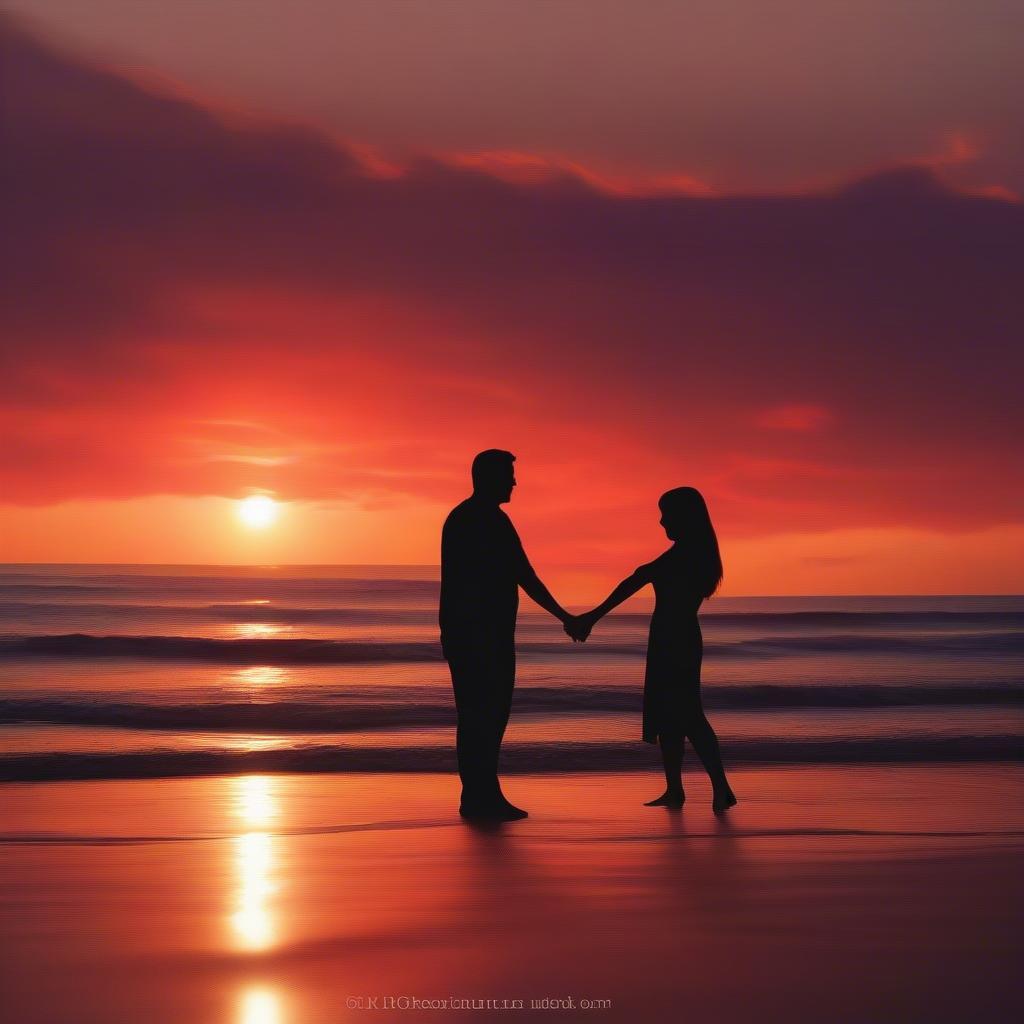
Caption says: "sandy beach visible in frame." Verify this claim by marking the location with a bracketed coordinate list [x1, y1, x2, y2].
[2, 765, 1022, 1023]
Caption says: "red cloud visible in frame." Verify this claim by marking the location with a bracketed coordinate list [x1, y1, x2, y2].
[444, 149, 716, 197]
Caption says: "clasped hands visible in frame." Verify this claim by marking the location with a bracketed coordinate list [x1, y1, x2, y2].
[563, 611, 598, 643]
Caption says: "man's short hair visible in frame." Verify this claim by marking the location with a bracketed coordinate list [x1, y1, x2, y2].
[471, 449, 515, 487]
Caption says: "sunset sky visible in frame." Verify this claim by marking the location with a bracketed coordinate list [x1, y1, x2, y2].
[2, 2, 1022, 593]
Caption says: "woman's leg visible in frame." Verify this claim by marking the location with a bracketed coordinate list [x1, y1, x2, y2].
[644, 736, 685, 806]
[685, 712, 737, 810]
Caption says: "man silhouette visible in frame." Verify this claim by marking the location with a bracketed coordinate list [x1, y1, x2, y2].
[440, 449, 574, 820]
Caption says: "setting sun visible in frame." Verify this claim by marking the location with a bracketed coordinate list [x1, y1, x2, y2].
[237, 495, 278, 529]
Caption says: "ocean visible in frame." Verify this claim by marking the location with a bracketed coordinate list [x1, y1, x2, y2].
[1, 565, 1021, 781]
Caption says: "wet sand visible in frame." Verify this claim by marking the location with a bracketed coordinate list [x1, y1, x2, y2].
[2, 766, 1022, 1023]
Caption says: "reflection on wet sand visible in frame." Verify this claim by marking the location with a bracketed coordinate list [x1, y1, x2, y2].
[230, 777, 279, 952]
[237, 985, 282, 1024]
[237, 774, 278, 827]
[2, 769, 1021, 1023]
[231, 831, 276, 950]
[230, 776, 282, 1019]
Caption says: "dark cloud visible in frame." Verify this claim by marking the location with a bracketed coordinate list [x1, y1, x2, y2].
[2, 19, 1022, 544]
[7, 1, 1024, 196]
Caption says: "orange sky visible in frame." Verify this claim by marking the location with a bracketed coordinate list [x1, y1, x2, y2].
[1, 12, 1022, 593]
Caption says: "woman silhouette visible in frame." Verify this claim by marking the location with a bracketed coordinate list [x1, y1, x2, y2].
[574, 487, 737, 811]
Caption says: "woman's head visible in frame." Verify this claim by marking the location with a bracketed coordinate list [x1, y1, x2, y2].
[658, 487, 723, 597]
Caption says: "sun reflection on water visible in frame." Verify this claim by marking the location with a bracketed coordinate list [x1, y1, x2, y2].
[235, 666, 288, 688]
[234, 622, 290, 639]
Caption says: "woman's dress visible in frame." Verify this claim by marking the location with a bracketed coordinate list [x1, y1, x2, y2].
[639, 545, 705, 744]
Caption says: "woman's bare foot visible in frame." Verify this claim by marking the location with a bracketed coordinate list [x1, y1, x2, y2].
[644, 789, 685, 807]
[496, 797, 529, 820]
[712, 788, 738, 814]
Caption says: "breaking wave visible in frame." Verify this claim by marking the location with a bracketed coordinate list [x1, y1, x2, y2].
[2, 682, 1021, 731]
[1, 629, 1021, 663]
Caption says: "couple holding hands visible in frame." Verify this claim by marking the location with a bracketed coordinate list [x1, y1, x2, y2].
[440, 449, 737, 822]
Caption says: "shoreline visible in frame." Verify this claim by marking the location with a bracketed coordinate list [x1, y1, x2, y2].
[4, 745, 1023, 783]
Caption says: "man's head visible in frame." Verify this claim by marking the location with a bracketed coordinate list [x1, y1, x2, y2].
[471, 449, 516, 504]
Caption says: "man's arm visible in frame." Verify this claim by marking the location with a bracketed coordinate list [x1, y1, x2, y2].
[508, 520, 570, 625]
[518, 563, 571, 625]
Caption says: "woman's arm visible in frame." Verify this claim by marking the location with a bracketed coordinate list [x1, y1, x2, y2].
[569, 565, 653, 640]
[590, 568, 652, 620]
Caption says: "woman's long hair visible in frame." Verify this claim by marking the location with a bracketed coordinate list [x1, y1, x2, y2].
[659, 486, 723, 598]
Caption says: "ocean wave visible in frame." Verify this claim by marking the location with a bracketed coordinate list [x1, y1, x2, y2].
[2, 735, 1021, 781]
[0, 601, 431, 625]
[0, 697, 453, 731]
[0, 634, 446, 663]
[711, 610, 1024, 627]
[3, 683, 1021, 730]
[0, 630, 1021, 663]
[731, 632, 1024, 655]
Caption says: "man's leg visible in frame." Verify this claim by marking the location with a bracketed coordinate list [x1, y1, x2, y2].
[483, 657, 515, 804]
[449, 655, 491, 808]
[449, 654, 524, 818]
